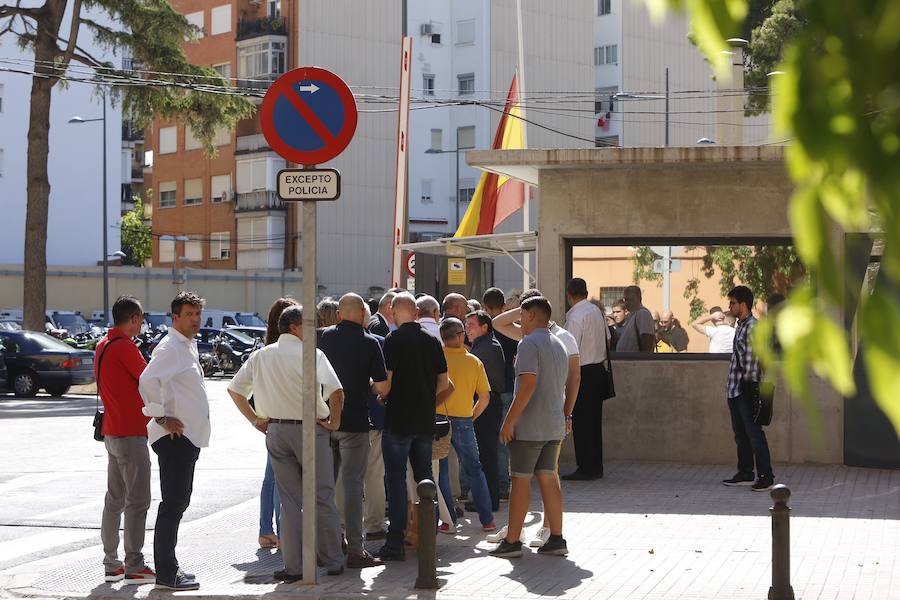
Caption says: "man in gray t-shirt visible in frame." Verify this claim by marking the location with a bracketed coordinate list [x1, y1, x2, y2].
[492, 296, 570, 559]
[616, 285, 657, 353]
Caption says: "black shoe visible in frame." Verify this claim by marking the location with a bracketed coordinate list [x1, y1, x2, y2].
[537, 536, 569, 556]
[751, 476, 775, 492]
[455, 506, 465, 519]
[499, 491, 510, 501]
[273, 569, 302, 583]
[489, 539, 524, 558]
[374, 545, 406, 561]
[464, 501, 477, 512]
[722, 473, 755, 486]
[326, 565, 345, 576]
[560, 470, 597, 481]
[155, 574, 200, 591]
[365, 529, 386, 541]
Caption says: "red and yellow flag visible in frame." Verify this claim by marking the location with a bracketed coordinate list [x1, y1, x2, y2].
[453, 74, 525, 238]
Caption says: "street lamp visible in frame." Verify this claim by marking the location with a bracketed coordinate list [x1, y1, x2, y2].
[69, 87, 110, 324]
[424, 146, 462, 229]
[160, 235, 190, 284]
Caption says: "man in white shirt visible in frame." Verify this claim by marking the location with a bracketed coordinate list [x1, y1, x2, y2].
[416, 295, 441, 341]
[228, 304, 346, 582]
[691, 308, 736, 353]
[562, 278, 613, 482]
[139, 292, 209, 592]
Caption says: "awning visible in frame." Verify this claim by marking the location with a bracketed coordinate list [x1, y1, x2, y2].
[399, 231, 537, 259]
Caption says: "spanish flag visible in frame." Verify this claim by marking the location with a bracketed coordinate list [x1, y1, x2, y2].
[453, 74, 526, 237]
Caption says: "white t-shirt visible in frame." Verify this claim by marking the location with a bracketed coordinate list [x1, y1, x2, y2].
[549, 323, 579, 357]
[704, 325, 735, 353]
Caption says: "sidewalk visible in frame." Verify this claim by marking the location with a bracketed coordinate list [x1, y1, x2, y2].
[1, 462, 899, 600]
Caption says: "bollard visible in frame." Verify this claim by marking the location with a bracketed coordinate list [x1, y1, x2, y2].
[414, 479, 440, 589]
[768, 484, 795, 600]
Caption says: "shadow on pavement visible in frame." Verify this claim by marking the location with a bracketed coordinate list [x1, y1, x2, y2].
[0, 395, 97, 419]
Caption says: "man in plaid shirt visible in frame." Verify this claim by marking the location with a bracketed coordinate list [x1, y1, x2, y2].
[722, 285, 774, 492]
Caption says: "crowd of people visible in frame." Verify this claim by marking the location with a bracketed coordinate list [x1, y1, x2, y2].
[93, 278, 773, 589]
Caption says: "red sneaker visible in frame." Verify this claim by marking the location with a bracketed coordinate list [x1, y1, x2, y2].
[482, 522, 497, 532]
[438, 522, 456, 534]
[104, 567, 125, 582]
[124, 567, 156, 584]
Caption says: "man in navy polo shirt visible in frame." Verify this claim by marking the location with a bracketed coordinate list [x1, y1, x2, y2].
[319, 294, 390, 569]
[375, 292, 449, 561]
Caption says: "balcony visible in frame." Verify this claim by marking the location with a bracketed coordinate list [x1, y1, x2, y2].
[131, 166, 144, 182]
[237, 16, 287, 42]
[236, 134, 271, 154]
[236, 73, 280, 91]
[122, 121, 143, 142]
[235, 190, 285, 212]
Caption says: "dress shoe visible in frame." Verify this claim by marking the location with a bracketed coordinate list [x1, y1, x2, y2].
[273, 570, 302, 583]
[347, 551, 383, 569]
[326, 565, 345, 576]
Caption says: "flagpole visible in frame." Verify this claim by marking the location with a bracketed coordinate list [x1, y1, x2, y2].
[515, 0, 531, 292]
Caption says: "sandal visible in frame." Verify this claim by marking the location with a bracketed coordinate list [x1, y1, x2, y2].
[259, 534, 279, 549]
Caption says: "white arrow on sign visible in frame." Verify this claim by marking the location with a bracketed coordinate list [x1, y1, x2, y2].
[298, 83, 320, 94]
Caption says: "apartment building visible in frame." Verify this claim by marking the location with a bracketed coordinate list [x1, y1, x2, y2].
[146, 0, 593, 294]
[593, 0, 771, 147]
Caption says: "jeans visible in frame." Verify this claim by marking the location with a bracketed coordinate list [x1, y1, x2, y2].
[381, 430, 433, 550]
[449, 417, 494, 526]
[259, 454, 281, 536]
[727, 392, 774, 479]
[437, 457, 456, 524]
[151, 435, 200, 584]
[497, 392, 514, 495]
[473, 393, 502, 510]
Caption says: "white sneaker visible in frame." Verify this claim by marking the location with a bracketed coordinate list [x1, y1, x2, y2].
[486, 524, 527, 544]
[529, 526, 551, 548]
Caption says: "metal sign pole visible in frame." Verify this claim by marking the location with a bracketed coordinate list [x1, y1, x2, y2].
[301, 195, 318, 584]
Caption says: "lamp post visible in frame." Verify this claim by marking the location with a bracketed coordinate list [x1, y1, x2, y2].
[160, 235, 190, 284]
[69, 87, 110, 324]
[424, 146, 461, 230]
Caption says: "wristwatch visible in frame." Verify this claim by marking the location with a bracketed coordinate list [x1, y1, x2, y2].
[155, 416, 168, 426]
[564, 415, 573, 421]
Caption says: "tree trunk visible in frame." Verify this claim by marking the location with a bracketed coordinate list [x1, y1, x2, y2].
[22, 1, 66, 331]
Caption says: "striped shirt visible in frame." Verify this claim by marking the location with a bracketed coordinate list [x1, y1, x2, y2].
[727, 315, 761, 398]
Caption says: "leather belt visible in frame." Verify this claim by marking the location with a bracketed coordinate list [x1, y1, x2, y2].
[268, 418, 303, 424]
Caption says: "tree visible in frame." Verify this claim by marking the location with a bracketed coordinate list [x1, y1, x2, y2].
[0, 0, 254, 330]
[743, 0, 805, 115]
[648, 0, 900, 435]
[120, 196, 150, 266]
[633, 246, 805, 321]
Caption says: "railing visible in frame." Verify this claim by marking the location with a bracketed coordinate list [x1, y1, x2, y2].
[131, 166, 144, 181]
[235, 190, 284, 212]
[235, 134, 270, 153]
[236, 16, 287, 41]
[122, 121, 143, 141]
[235, 72, 280, 91]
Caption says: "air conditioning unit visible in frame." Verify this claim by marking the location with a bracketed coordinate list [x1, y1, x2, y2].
[420, 23, 433, 36]
[220, 248, 231, 259]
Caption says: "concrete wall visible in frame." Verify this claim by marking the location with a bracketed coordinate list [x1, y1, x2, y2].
[559, 360, 842, 465]
[0, 265, 305, 317]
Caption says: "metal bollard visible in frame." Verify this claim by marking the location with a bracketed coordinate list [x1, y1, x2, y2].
[414, 479, 440, 589]
[768, 484, 795, 600]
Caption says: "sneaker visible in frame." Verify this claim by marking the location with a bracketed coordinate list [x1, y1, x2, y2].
[273, 569, 302, 583]
[347, 551, 383, 569]
[438, 522, 456, 535]
[482, 522, 497, 532]
[537, 536, 569, 556]
[722, 473, 755, 486]
[529, 526, 551, 548]
[123, 567, 156, 584]
[499, 491, 510, 502]
[487, 525, 528, 544]
[751, 476, 775, 492]
[104, 567, 125, 582]
[155, 573, 200, 591]
[489, 539, 524, 558]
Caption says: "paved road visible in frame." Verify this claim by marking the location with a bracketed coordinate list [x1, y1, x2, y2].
[1, 380, 899, 599]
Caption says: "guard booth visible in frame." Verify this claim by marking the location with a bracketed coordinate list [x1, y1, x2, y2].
[402, 232, 536, 302]
[432, 145, 897, 469]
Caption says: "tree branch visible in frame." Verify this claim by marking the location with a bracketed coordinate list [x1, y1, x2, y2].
[0, 2, 42, 21]
[53, 0, 81, 79]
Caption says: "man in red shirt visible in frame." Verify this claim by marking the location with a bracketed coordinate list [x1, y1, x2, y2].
[96, 296, 155, 584]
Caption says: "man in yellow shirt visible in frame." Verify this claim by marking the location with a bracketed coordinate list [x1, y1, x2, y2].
[438, 318, 496, 531]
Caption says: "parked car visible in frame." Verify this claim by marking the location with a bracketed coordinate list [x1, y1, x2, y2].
[0, 352, 7, 389]
[46, 311, 92, 336]
[144, 311, 172, 333]
[201, 310, 266, 329]
[0, 320, 22, 331]
[225, 325, 267, 344]
[198, 327, 258, 373]
[0, 330, 95, 397]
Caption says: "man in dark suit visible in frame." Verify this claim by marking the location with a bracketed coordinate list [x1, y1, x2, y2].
[368, 292, 396, 337]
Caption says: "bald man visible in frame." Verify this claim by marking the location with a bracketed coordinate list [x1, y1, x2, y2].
[657, 310, 689, 352]
[443, 293, 470, 345]
[319, 293, 390, 569]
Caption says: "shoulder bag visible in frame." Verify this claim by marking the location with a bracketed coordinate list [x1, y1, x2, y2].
[432, 399, 452, 460]
[93, 337, 124, 442]
[600, 324, 616, 401]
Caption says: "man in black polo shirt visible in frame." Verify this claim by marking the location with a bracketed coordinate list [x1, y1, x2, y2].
[319, 294, 390, 569]
[482, 287, 517, 500]
[376, 292, 449, 561]
[465, 310, 506, 510]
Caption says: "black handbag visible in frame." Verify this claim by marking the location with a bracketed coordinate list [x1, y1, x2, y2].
[600, 324, 616, 401]
[93, 337, 124, 442]
[743, 380, 774, 426]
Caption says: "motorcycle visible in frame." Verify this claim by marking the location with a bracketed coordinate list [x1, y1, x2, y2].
[199, 351, 220, 377]
[212, 335, 250, 374]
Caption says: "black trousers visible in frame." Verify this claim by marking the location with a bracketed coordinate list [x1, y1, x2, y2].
[151, 435, 200, 583]
[473, 392, 502, 510]
[572, 363, 606, 477]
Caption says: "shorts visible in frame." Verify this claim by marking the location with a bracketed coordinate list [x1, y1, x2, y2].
[508, 439, 562, 478]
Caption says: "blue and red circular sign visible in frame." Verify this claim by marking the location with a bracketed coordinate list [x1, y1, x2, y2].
[260, 67, 358, 165]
